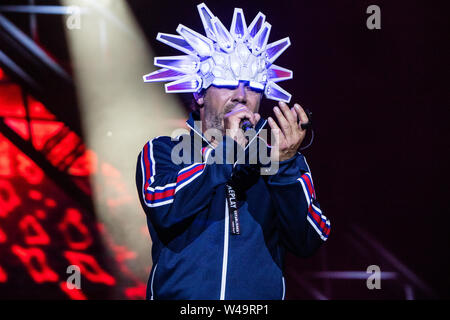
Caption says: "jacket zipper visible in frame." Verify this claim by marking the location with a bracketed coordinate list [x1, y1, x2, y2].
[150, 263, 158, 300]
[187, 118, 267, 300]
[220, 199, 230, 300]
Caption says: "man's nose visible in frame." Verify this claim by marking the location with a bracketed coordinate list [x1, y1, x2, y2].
[231, 82, 247, 104]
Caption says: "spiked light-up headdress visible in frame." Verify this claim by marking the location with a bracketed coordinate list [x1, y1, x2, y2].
[143, 3, 293, 102]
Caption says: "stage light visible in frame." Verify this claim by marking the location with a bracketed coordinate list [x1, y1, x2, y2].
[62, 0, 188, 289]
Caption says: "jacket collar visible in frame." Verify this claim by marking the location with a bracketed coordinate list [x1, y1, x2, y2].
[186, 110, 212, 147]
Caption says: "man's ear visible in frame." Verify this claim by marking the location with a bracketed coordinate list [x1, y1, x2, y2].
[193, 91, 205, 107]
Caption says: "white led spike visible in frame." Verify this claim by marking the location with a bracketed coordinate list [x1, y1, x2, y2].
[211, 17, 235, 53]
[156, 33, 195, 55]
[165, 74, 203, 93]
[197, 3, 217, 41]
[265, 37, 290, 64]
[251, 22, 271, 55]
[247, 12, 266, 40]
[154, 55, 200, 74]
[143, 3, 293, 102]
[230, 8, 248, 41]
[267, 64, 293, 82]
[176, 24, 214, 57]
[265, 81, 291, 103]
[143, 68, 186, 83]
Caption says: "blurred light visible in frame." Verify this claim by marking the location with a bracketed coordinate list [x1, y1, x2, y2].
[63, 0, 188, 288]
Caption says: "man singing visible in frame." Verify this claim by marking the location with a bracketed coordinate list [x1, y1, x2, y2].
[136, 3, 330, 300]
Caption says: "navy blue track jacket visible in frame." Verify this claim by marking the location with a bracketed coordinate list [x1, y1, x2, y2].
[136, 111, 330, 300]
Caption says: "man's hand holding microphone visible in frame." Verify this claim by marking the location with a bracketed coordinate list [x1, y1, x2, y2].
[223, 101, 310, 162]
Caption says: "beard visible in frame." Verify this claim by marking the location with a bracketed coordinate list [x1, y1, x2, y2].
[203, 107, 225, 134]
[202, 98, 237, 135]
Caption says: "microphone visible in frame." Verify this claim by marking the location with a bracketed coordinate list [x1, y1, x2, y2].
[240, 119, 253, 131]
[300, 109, 313, 130]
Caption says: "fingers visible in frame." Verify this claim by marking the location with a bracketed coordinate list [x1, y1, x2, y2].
[290, 107, 298, 121]
[228, 106, 255, 121]
[269, 102, 309, 160]
[225, 105, 257, 128]
[273, 105, 292, 137]
[273, 101, 304, 139]
[278, 101, 297, 124]
[254, 113, 261, 124]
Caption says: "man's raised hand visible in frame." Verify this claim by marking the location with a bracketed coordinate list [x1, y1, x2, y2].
[268, 101, 309, 162]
